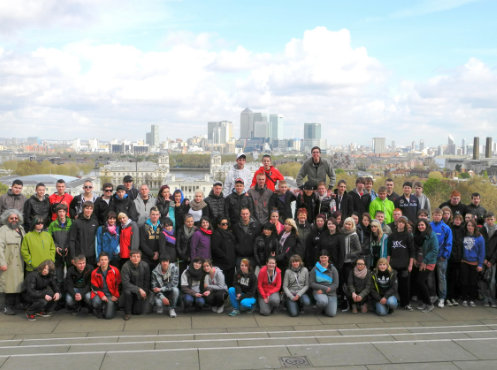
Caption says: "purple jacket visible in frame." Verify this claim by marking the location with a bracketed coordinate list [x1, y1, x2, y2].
[190, 229, 212, 260]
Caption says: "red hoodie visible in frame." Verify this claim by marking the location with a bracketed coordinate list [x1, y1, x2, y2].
[250, 166, 285, 191]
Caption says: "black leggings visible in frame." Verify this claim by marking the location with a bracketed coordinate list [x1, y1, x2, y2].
[204, 290, 227, 307]
[416, 268, 433, 305]
[460, 263, 478, 301]
[396, 268, 411, 307]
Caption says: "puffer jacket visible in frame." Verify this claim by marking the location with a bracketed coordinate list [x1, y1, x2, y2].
[204, 190, 226, 222]
[224, 192, 255, 225]
[253, 235, 279, 267]
[23, 194, 51, 230]
[109, 194, 138, 222]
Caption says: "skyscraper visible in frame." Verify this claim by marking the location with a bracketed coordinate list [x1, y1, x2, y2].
[303, 123, 321, 152]
[208, 121, 232, 145]
[473, 137, 480, 160]
[145, 124, 159, 148]
[447, 135, 456, 155]
[372, 137, 386, 154]
[269, 114, 284, 142]
[486, 137, 493, 158]
[240, 108, 254, 139]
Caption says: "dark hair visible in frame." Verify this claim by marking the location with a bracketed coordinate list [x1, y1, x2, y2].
[240, 207, 251, 214]
[471, 192, 481, 198]
[31, 215, 45, 230]
[162, 217, 174, 227]
[149, 206, 160, 214]
[415, 219, 432, 235]
[37, 259, 55, 273]
[402, 181, 412, 188]
[12, 179, 23, 187]
[355, 177, 365, 185]
[73, 254, 86, 262]
[486, 212, 495, 219]
[262, 154, 271, 160]
[386, 178, 394, 183]
[55, 203, 68, 212]
[337, 179, 347, 186]
[361, 212, 371, 222]
[82, 201, 94, 209]
[319, 249, 329, 257]
[199, 216, 211, 229]
[311, 146, 321, 153]
[102, 182, 113, 191]
[267, 256, 277, 264]
[262, 222, 276, 233]
[56, 179, 66, 184]
[99, 252, 109, 260]
[35, 182, 45, 189]
[129, 249, 142, 257]
[465, 219, 481, 237]
[106, 211, 117, 220]
[192, 257, 203, 264]
[364, 177, 373, 184]
[160, 254, 171, 262]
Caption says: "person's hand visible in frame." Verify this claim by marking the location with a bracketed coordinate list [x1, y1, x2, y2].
[203, 291, 211, 296]
[53, 293, 60, 301]
[153, 252, 159, 261]
[408, 264, 413, 273]
[195, 293, 203, 298]
[352, 292, 357, 300]
[380, 297, 387, 305]
[162, 297, 170, 306]
[75, 293, 82, 301]
[326, 287, 331, 293]
[316, 290, 323, 294]
[270, 251, 275, 256]
[63, 249, 68, 256]
[356, 295, 363, 302]
[44, 295, 52, 301]
[153, 287, 161, 293]
[101, 295, 108, 302]
[139, 288, 147, 299]
[420, 263, 426, 271]
[0, 265, 7, 271]
[56, 247, 63, 256]
[264, 297, 269, 304]
[477, 266, 483, 272]
[236, 294, 241, 299]
[110, 296, 118, 302]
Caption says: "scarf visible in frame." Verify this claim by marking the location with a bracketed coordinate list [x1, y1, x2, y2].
[267, 268, 277, 284]
[279, 231, 291, 246]
[314, 262, 333, 284]
[183, 225, 196, 239]
[107, 224, 117, 236]
[190, 199, 207, 211]
[353, 266, 368, 279]
[200, 227, 212, 235]
[162, 229, 176, 245]
[187, 263, 204, 281]
[414, 231, 427, 247]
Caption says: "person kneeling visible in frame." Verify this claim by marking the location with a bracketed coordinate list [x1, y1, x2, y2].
[257, 256, 282, 316]
[283, 255, 310, 317]
[202, 259, 228, 314]
[344, 257, 371, 314]
[371, 258, 398, 316]
[91, 252, 121, 319]
[121, 250, 150, 320]
[181, 258, 206, 311]
[151, 255, 179, 318]
[310, 250, 339, 317]
[228, 259, 257, 316]
[65, 254, 92, 314]
[24, 260, 60, 321]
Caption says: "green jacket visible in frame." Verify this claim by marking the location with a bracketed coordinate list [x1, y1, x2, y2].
[369, 197, 395, 224]
[21, 231, 55, 271]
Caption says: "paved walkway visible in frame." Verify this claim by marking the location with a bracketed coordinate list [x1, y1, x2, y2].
[1, 305, 497, 369]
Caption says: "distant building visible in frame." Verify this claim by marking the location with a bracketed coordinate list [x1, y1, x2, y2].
[486, 137, 493, 158]
[303, 123, 321, 152]
[447, 135, 456, 155]
[146, 124, 159, 148]
[372, 137, 386, 154]
[208, 121, 232, 145]
[240, 108, 254, 139]
[268, 114, 283, 143]
[474, 137, 480, 160]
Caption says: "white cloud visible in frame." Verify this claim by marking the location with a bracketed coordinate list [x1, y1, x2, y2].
[0, 26, 496, 146]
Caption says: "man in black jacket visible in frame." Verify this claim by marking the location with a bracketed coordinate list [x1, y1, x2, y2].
[334, 180, 353, 219]
[69, 201, 99, 266]
[65, 254, 92, 314]
[232, 207, 261, 269]
[23, 182, 51, 230]
[93, 183, 114, 225]
[121, 250, 150, 320]
[225, 179, 254, 226]
[204, 181, 226, 221]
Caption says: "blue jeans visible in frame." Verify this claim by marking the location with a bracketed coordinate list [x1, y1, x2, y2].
[91, 295, 117, 319]
[375, 296, 398, 316]
[286, 294, 311, 317]
[313, 293, 337, 317]
[436, 258, 448, 300]
[183, 293, 205, 309]
[154, 287, 180, 309]
[65, 289, 91, 309]
[228, 287, 255, 311]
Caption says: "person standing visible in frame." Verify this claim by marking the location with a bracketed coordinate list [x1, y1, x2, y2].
[225, 178, 254, 226]
[23, 182, 50, 230]
[69, 201, 99, 267]
[134, 184, 157, 227]
[0, 209, 25, 315]
[223, 153, 252, 196]
[204, 182, 226, 221]
[69, 179, 98, 219]
[385, 178, 399, 203]
[0, 179, 26, 216]
[250, 154, 284, 192]
[49, 179, 73, 221]
[394, 182, 420, 223]
[21, 216, 55, 273]
[248, 173, 273, 224]
[123, 175, 139, 200]
[94, 183, 114, 226]
[296, 146, 336, 190]
[460, 220, 485, 307]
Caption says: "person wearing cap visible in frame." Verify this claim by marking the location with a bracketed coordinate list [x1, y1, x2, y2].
[296, 181, 319, 224]
[394, 182, 420, 223]
[248, 172, 273, 224]
[123, 175, 139, 201]
[223, 153, 252, 196]
[250, 154, 284, 192]
[110, 185, 138, 222]
[204, 181, 226, 221]
[224, 178, 254, 226]
[296, 146, 336, 191]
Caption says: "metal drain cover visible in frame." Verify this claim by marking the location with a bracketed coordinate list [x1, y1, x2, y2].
[279, 356, 311, 368]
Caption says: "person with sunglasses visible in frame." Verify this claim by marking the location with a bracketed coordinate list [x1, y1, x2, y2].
[94, 183, 114, 226]
[70, 179, 98, 220]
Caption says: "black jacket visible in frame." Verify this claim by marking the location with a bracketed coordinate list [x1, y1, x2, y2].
[176, 226, 197, 262]
[295, 192, 319, 223]
[233, 271, 257, 299]
[334, 190, 353, 219]
[439, 200, 467, 218]
[305, 225, 326, 270]
[232, 219, 261, 258]
[211, 228, 236, 271]
[204, 190, 226, 222]
[121, 260, 150, 293]
[253, 235, 279, 267]
[481, 226, 497, 264]
[450, 223, 465, 263]
[349, 189, 371, 216]
[93, 196, 112, 225]
[24, 271, 59, 302]
[225, 192, 254, 225]
[69, 215, 99, 259]
[139, 223, 161, 266]
[23, 194, 51, 230]
[317, 231, 343, 269]
[109, 195, 138, 221]
[65, 264, 93, 296]
[156, 196, 173, 225]
[268, 191, 296, 222]
[276, 230, 300, 271]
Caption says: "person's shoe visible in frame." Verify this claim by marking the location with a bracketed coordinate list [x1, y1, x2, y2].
[404, 305, 413, 311]
[491, 302, 497, 308]
[417, 303, 427, 310]
[451, 299, 459, 306]
[462, 300, 468, 307]
[341, 301, 350, 312]
[123, 314, 131, 321]
[3, 306, 16, 315]
[422, 304, 434, 313]
[156, 307, 164, 315]
[216, 305, 224, 314]
[411, 295, 418, 302]
[169, 308, 177, 318]
[446, 299, 453, 307]
[484, 302, 490, 307]
[228, 309, 240, 317]
[26, 313, 36, 321]
[469, 301, 476, 307]
[361, 304, 368, 313]
[351, 304, 358, 314]
[211, 306, 218, 313]
[36, 312, 51, 318]
[437, 299, 444, 308]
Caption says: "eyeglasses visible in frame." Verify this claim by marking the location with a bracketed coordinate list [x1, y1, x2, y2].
[8, 217, 19, 221]
[220, 222, 228, 226]
[104, 189, 113, 192]
[36, 221, 45, 225]
[84, 186, 93, 189]
[356, 263, 365, 266]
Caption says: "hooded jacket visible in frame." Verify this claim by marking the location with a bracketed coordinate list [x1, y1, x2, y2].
[283, 266, 309, 298]
[23, 194, 50, 230]
[254, 234, 279, 267]
[151, 262, 179, 300]
[250, 166, 285, 192]
[430, 220, 453, 260]
[134, 195, 157, 227]
[109, 194, 138, 222]
[223, 164, 252, 196]
[268, 190, 296, 222]
[91, 265, 121, 299]
[257, 265, 282, 299]
[95, 224, 120, 260]
[21, 230, 56, 271]
[69, 214, 98, 260]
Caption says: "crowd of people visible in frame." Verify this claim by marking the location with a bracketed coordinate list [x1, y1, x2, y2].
[0, 147, 495, 322]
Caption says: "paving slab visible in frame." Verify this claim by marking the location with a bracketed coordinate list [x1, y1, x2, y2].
[0, 357, 7, 368]
[452, 359, 497, 369]
[454, 338, 497, 360]
[0, 344, 70, 356]
[101, 350, 199, 370]
[192, 314, 258, 329]
[373, 341, 476, 363]
[199, 346, 290, 370]
[67, 341, 155, 353]
[0, 319, 58, 335]
[0, 341, 22, 347]
[318, 314, 384, 325]
[53, 317, 125, 333]
[155, 338, 238, 349]
[356, 321, 423, 329]
[118, 333, 195, 342]
[238, 337, 319, 347]
[254, 314, 323, 327]
[316, 335, 397, 344]
[0, 353, 105, 370]
[368, 362, 459, 369]
[123, 315, 191, 331]
[390, 332, 470, 341]
[288, 343, 389, 366]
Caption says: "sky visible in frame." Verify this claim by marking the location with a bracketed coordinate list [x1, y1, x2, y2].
[0, 0, 496, 147]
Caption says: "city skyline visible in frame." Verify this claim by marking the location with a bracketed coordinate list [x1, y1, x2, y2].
[1, 1, 496, 145]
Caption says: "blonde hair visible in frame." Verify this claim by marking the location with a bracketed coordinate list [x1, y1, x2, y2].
[376, 257, 392, 273]
[284, 218, 299, 236]
[370, 219, 384, 241]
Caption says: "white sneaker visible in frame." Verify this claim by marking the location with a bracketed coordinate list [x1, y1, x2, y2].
[169, 308, 176, 318]
[469, 301, 476, 307]
[451, 299, 459, 306]
[437, 299, 444, 308]
[462, 300, 468, 307]
[216, 305, 224, 314]
[446, 299, 453, 307]
[156, 307, 163, 315]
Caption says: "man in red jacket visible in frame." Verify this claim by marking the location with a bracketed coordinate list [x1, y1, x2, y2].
[49, 179, 73, 221]
[91, 253, 121, 319]
[250, 154, 284, 192]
